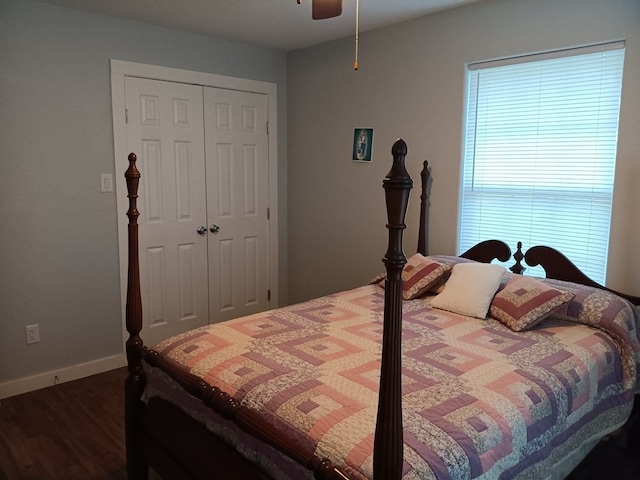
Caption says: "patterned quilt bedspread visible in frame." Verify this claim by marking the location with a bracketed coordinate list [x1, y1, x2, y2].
[145, 277, 640, 480]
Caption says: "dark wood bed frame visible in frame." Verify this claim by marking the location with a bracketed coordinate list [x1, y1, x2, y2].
[124, 138, 639, 480]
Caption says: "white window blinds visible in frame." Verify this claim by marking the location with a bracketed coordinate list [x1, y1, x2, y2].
[459, 43, 625, 283]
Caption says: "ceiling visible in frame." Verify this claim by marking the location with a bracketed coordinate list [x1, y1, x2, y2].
[39, 0, 481, 52]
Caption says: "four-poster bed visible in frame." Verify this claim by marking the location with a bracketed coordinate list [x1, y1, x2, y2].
[124, 139, 639, 479]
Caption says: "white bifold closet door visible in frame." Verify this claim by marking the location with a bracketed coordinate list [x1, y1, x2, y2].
[125, 77, 270, 346]
[204, 87, 270, 324]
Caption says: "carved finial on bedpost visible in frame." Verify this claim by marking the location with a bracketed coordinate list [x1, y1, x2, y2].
[124, 152, 146, 478]
[374, 139, 411, 480]
[417, 160, 430, 256]
[510, 241, 526, 275]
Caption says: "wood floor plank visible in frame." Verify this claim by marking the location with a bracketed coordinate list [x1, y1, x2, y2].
[0, 368, 127, 480]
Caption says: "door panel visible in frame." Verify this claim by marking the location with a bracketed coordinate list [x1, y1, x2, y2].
[205, 88, 270, 322]
[125, 77, 209, 345]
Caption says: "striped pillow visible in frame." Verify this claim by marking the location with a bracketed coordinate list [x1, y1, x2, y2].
[401, 254, 451, 300]
[490, 276, 575, 331]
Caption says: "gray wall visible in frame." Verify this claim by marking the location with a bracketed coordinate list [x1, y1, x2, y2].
[287, 0, 640, 303]
[0, 0, 287, 386]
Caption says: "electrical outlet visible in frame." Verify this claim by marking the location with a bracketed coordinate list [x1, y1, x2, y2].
[25, 324, 40, 344]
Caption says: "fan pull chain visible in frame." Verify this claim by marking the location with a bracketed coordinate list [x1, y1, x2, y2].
[354, 0, 360, 70]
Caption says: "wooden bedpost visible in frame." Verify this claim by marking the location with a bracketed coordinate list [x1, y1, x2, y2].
[374, 139, 412, 480]
[417, 160, 430, 256]
[124, 153, 148, 480]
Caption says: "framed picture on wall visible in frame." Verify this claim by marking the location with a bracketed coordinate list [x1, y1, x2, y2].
[352, 128, 374, 162]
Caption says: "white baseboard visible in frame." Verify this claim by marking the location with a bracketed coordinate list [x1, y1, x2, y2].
[0, 354, 127, 400]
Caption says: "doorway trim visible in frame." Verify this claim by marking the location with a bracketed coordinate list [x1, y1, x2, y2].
[110, 59, 279, 349]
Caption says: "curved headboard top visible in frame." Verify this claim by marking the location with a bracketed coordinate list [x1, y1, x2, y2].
[524, 245, 640, 306]
[461, 240, 640, 306]
[460, 239, 512, 264]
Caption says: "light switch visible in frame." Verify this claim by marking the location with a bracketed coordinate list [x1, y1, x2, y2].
[100, 173, 113, 193]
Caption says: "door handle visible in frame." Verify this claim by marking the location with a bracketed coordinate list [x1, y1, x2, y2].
[196, 226, 207, 236]
[210, 224, 220, 234]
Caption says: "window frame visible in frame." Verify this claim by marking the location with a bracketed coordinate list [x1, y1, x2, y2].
[458, 42, 626, 283]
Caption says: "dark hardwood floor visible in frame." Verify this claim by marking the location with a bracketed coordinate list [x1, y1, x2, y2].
[0, 368, 127, 480]
[0, 367, 638, 479]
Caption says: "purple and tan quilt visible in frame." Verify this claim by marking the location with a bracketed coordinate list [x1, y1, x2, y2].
[143, 273, 640, 480]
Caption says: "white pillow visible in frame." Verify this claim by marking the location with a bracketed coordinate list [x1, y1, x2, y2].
[430, 263, 506, 319]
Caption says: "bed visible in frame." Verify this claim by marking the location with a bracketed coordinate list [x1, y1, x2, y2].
[123, 139, 640, 480]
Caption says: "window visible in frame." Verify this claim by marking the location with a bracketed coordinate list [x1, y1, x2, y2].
[459, 42, 625, 283]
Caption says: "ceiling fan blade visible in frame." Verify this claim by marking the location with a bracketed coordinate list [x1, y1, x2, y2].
[312, 0, 342, 20]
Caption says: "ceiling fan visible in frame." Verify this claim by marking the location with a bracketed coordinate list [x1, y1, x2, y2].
[297, 0, 361, 70]
[297, 0, 343, 20]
